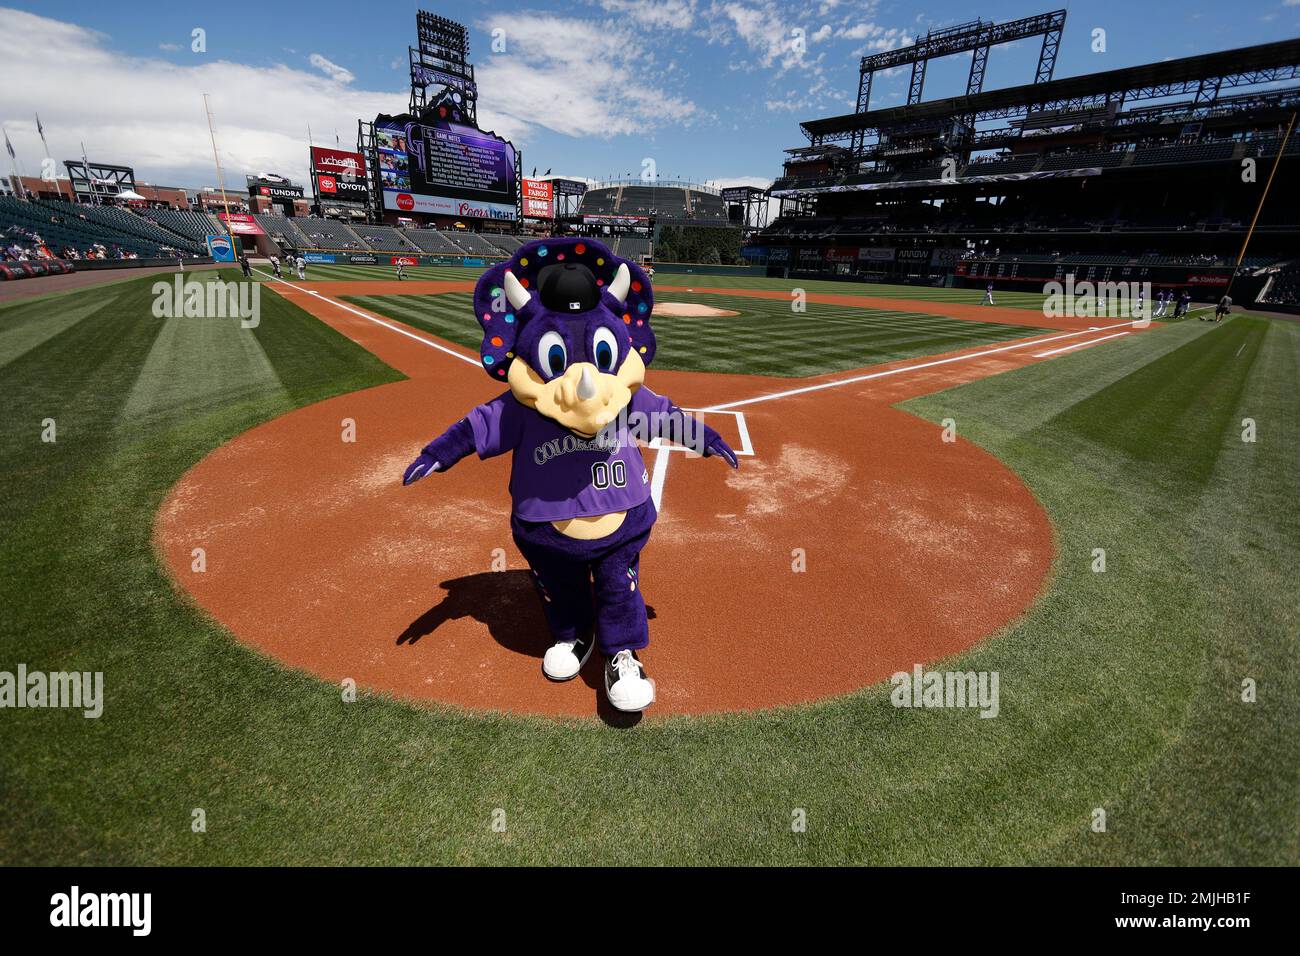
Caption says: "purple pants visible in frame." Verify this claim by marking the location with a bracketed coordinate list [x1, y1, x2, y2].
[511, 500, 657, 657]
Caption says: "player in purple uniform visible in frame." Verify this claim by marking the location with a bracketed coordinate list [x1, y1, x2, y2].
[401, 238, 737, 712]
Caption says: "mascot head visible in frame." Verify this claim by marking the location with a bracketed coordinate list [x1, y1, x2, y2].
[472, 237, 655, 438]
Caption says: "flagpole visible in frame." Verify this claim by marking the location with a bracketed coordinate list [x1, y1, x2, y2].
[3, 127, 25, 200]
[203, 94, 240, 259]
[80, 141, 96, 205]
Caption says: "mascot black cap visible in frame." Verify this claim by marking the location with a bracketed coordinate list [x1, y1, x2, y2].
[538, 262, 600, 314]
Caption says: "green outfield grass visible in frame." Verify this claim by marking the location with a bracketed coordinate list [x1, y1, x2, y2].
[341, 288, 1056, 377]
[1, 268, 1294, 865]
[255, 260, 1055, 310]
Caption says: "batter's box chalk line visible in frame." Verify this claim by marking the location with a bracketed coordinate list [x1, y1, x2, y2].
[648, 409, 754, 511]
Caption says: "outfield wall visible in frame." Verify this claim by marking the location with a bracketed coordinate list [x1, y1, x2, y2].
[652, 261, 767, 277]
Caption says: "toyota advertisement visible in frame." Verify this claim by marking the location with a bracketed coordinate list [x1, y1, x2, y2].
[311, 147, 369, 204]
[374, 113, 518, 220]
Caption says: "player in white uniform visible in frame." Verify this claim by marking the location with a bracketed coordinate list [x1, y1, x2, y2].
[296, 255, 306, 280]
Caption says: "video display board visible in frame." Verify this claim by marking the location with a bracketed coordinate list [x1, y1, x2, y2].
[374, 113, 517, 220]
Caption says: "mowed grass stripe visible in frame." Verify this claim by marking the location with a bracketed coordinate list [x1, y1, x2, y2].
[259, 261, 1050, 310]
[901, 314, 1298, 865]
[122, 312, 289, 428]
[346, 289, 1054, 378]
[1047, 315, 1268, 488]
[0, 297, 111, 370]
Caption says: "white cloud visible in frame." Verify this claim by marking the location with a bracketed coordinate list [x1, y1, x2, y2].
[308, 53, 355, 84]
[598, 0, 695, 30]
[0, 8, 416, 190]
[719, 0, 832, 76]
[810, 24, 832, 43]
[475, 13, 699, 139]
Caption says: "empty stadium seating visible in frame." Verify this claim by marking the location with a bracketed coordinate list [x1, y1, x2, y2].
[351, 225, 418, 252]
[403, 228, 472, 255]
[577, 183, 730, 222]
[140, 208, 224, 242]
[1132, 142, 1236, 166]
[293, 217, 364, 250]
[253, 214, 309, 248]
[1, 196, 178, 259]
[33, 199, 206, 253]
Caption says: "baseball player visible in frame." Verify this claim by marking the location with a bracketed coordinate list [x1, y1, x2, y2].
[1214, 294, 1231, 322]
[296, 255, 306, 281]
[982, 282, 994, 305]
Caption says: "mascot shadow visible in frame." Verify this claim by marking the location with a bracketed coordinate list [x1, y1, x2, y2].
[396, 570, 656, 727]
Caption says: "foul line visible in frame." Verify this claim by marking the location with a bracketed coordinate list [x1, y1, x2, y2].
[700, 320, 1147, 412]
[1034, 330, 1130, 358]
[253, 268, 480, 367]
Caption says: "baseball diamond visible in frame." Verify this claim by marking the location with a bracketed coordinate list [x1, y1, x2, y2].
[1, 0, 1297, 906]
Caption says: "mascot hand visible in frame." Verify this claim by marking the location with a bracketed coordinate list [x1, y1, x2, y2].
[702, 427, 740, 469]
[402, 418, 476, 485]
[402, 453, 442, 485]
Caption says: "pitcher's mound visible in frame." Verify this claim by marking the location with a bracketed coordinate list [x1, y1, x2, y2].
[655, 302, 740, 317]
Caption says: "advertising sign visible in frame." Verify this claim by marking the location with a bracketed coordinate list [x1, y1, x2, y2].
[206, 235, 236, 262]
[310, 147, 367, 179]
[375, 113, 517, 220]
[522, 178, 553, 219]
[217, 214, 265, 236]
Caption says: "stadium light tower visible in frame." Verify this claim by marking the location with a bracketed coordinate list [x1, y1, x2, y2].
[408, 11, 477, 125]
[850, 9, 1067, 153]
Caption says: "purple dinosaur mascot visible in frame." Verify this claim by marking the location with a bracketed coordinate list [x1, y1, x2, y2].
[402, 237, 737, 712]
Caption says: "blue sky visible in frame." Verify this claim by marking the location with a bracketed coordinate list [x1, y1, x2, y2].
[1, 1, 1295, 192]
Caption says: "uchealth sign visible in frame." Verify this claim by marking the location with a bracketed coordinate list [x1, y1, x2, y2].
[311, 146, 367, 178]
[522, 178, 553, 219]
[383, 190, 516, 220]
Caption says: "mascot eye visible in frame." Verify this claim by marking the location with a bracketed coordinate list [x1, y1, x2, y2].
[538, 331, 567, 378]
[592, 327, 618, 372]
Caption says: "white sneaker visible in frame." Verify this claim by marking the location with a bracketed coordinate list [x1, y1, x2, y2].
[542, 632, 594, 681]
[604, 649, 655, 712]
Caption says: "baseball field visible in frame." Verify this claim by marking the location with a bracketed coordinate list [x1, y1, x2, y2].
[1, 264, 1295, 865]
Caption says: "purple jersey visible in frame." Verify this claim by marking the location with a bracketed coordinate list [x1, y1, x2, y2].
[468, 386, 673, 522]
